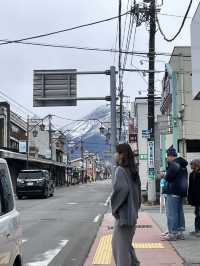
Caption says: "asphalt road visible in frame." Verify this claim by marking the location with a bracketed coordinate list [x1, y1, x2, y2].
[16, 180, 112, 266]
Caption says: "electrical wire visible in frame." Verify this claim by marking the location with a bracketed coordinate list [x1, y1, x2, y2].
[122, 0, 131, 47]
[130, 24, 137, 65]
[113, 22, 119, 65]
[159, 13, 192, 19]
[0, 11, 130, 46]
[121, 14, 135, 79]
[0, 89, 36, 117]
[156, 0, 193, 42]
[0, 38, 192, 58]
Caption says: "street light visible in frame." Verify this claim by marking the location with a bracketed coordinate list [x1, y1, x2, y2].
[32, 129, 38, 138]
[106, 131, 111, 142]
[39, 123, 45, 131]
[99, 125, 106, 135]
[26, 114, 51, 169]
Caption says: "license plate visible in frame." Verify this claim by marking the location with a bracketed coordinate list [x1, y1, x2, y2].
[27, 182, 34, 186]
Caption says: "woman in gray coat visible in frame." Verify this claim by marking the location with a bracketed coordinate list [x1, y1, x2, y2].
[111, 143, 141, 266]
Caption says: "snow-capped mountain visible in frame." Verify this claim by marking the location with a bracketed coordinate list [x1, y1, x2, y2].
[65, 105, 112, 160]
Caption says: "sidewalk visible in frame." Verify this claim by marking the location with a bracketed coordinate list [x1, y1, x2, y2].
[84, 212, 183, 266]
[149, 207, 200, 265]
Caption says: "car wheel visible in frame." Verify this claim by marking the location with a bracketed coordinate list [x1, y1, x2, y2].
[44, 188, 49, 198]
[50, 187, 54, 197]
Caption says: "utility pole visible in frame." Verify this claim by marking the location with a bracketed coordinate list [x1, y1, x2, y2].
[110, 66, 117, 180]
[48, 115, 53, 160]
[118, 0, 123, 142]
[147, 0, 156, 203]
[80, 137, 84, 183]
[26, 115, 29, 169]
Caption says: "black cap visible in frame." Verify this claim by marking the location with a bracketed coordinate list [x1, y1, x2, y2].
[167, 146, 177, 157]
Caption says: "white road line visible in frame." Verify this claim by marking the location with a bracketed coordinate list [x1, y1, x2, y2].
[66, 202, 77, 205]
[25, 240, 68, 266]
[93, 214, 101, 223]
[104, 193, 112, 206]
[22, 239, 28, 244]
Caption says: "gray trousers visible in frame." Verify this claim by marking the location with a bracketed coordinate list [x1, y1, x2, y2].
[112, 220, 140, 266]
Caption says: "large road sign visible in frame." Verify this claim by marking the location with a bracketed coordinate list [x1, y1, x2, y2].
[33, 69, 77, 107]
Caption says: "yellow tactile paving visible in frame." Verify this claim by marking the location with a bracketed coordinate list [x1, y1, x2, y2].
[92, 234, 112, 265]
[92, 234, 164, 265]
[133, 242, 164, 249]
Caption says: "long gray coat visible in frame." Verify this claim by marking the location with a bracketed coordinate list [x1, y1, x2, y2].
[111, 166, 140, 226]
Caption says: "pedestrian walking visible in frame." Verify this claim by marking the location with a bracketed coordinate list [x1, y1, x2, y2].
[111, 143, 141, 266]
[161, 146, 188, 241]
[188, 159, 200, 237]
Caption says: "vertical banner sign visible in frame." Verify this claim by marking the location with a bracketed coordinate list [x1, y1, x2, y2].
[148, 141, 155, 180]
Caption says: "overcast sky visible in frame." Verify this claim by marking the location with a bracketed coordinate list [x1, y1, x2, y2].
[0, 0, 199, 127]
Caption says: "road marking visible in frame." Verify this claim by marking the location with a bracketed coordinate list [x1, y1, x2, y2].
[22, 239, 28, 244]
[93, 215, 101, 223]
[104, 194, 111, 206]
[66, 202, 77, 205]
[25, 240, 68, 266]
[93, 234, 164, 265]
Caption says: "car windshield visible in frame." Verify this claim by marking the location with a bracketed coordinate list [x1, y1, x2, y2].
[18, 171, 44, 179]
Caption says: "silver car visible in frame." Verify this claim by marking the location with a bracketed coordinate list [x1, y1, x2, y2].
[0, 159, 22, 266]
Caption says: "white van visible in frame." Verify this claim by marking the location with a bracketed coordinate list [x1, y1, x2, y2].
[0, 159, 22, 266]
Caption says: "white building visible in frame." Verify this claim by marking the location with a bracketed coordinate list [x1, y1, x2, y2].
[29, 118, 65, 162]
[132, 97, 161, 191]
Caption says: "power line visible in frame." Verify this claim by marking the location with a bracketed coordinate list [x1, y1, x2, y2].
[159, 12, 192, 19]
[130, 24, 137, 65]
[0, 38, 192, 58]
[113, 22, 119, 65]
[0, 89, 36, 117]
[0, 11, 130, 46]
[122, 0, 131, 46]
[122, 14, 135, 78]
[156, 0, 193, 42]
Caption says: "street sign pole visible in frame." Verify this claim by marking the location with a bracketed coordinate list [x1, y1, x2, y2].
[26, 115, 29, 169]
[33, 67, 118, 172]
[110, 66, 117, 180]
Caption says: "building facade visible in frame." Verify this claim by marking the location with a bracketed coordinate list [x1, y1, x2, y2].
[0, 102, 27, 152]
[161, 46, 200, 164]
[132, 97, 161, 191]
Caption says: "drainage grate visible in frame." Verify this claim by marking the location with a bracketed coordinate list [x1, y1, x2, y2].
[136, 224, 152, 228]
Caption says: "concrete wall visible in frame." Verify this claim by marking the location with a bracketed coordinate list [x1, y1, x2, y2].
[134, 98, 161, 190]
[29, 128, 51, 159]
[170, 47, 200, 141]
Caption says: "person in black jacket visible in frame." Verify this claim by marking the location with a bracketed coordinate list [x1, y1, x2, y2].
[161, 146, 188, 241]
[188, 159, 200, 237]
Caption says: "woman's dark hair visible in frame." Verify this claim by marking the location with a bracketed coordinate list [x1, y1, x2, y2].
[116, 143, 140, 183]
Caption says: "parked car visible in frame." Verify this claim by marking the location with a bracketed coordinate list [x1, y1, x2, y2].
[16, 169, 54, 199]
[0, 158, 22, 266]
